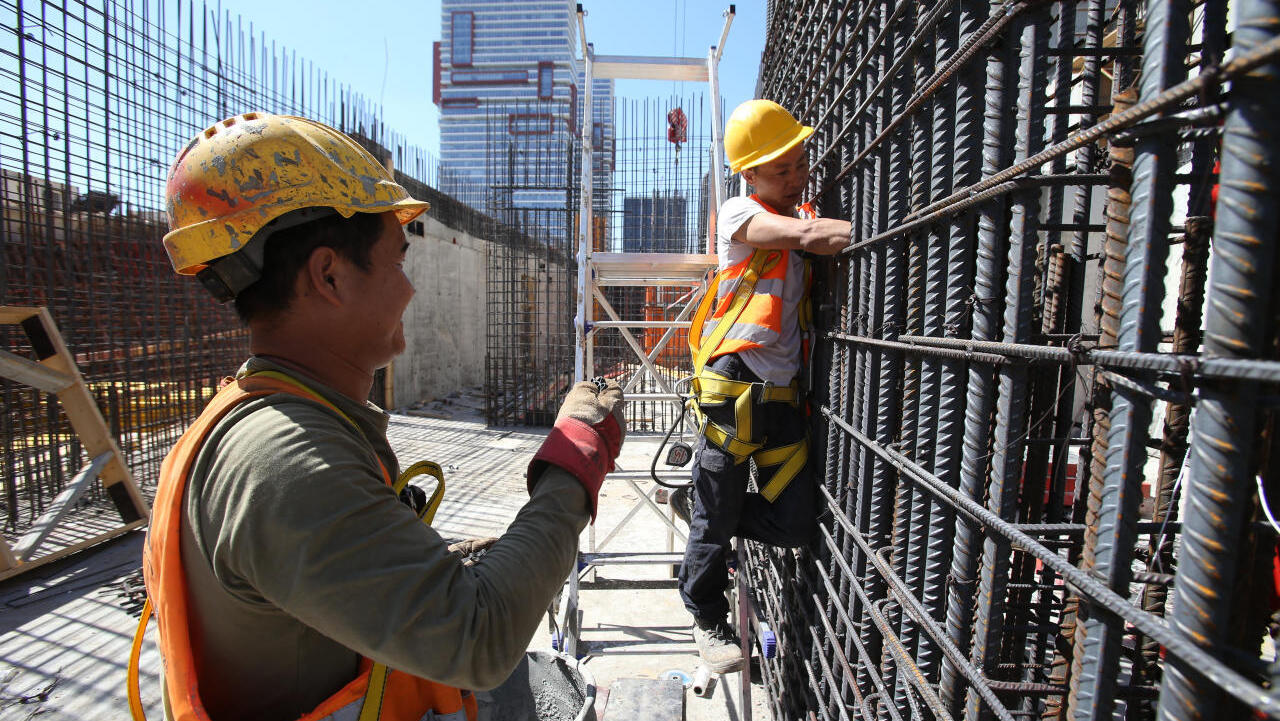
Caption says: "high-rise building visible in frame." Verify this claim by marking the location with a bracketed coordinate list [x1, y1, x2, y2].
[622, 194, 688, 254]
[434, 0, 614, 215]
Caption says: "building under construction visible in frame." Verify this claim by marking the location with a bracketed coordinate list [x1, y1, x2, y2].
[5, 0, 1280, 720]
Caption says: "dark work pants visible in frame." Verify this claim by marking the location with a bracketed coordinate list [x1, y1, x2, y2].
[678, 353, 818, 622]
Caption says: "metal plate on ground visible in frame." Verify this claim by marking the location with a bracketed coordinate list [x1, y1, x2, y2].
[602, 677, 684, 721]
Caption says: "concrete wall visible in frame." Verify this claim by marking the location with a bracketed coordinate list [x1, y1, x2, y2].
[391, 213, 488, 409]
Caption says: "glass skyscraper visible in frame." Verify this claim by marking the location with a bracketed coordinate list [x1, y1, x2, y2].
[434, 0, 615, 214]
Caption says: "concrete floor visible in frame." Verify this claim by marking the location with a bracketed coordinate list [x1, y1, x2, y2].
[0, 391, 768, 721]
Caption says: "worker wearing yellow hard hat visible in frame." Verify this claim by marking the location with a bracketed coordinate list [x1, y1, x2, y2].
[132, 112, 626, 721]
[676, 99, 852, 674]
[723, 98, 816, 174]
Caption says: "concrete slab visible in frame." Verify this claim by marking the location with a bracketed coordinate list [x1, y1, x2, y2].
[0, 404, 769, 721]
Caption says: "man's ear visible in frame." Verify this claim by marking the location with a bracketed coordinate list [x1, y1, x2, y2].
[741, 168, 756, 187]
[302, 246, 343, 307]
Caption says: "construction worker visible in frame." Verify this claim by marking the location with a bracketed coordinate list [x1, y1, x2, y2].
[139, 112, 624, 721]
[676, 99, 851, 673]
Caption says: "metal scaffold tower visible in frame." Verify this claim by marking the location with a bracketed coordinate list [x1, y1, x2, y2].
[557, 4, 769, 711]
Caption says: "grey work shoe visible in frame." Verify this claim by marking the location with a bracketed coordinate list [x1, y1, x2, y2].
[693, 617, 746, 674]
[671, 485, 695, 526]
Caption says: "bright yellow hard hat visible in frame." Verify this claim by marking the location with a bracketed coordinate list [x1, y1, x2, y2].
[163, 112, 429, 276]
[724, 99, 814, 174]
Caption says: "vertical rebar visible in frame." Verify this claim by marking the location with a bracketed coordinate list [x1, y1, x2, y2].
[966, 13, 1050, 721]
[1065, 4, 1139, 713]
[941, 1, 1008, 715]
[894, 3, 931, 700]
[1072, 3, 1190, 718]
[1157, 0, 1280, 718]
[1134, 216, 1210, 686]
[915, 3, 959, 685]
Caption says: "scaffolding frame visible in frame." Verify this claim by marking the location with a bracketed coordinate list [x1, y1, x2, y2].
[561, 3, 756, 708]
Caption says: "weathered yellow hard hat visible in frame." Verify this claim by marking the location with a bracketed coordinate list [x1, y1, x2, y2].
[724, 99, 814, 174]
[163, 112, 429, 277]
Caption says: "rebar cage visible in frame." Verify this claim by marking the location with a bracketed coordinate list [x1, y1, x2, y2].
[483, 101, 581, 426]
[750, 0, 1280, 719]
[0, 0, 474, 545]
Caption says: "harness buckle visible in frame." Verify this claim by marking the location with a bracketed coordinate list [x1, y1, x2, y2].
[749, 380, 769, 405]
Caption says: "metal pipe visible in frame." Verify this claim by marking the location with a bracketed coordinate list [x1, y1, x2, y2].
[713, 5, 735, 62]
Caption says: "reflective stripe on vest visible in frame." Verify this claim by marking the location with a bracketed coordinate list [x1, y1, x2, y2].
[688, 196, 815, 371]
[135, 373, 476, 721]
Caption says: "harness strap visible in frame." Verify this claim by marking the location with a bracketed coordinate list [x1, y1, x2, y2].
[754, 440, 809, 502]
[358, 663, 392, 721]
[693, 373, 799, 406]
[690, 248, 782, 375]
[694, 408, 761, 464]
[689, 368, 800, 468]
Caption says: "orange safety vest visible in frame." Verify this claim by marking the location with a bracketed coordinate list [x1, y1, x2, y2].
[688, 195, 815, 374]
[130, 373, 477, 721]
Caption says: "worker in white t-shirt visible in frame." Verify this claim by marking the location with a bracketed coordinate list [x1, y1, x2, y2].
[675, 100, 852, 673]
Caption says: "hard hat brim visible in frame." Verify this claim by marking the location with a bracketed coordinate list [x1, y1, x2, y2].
[167, 198, 432, 276]
[391, 198, 431, 227]
[733, 125, 815, 174]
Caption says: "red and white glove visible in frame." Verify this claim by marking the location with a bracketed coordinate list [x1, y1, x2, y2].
[527, 379, 626, 520]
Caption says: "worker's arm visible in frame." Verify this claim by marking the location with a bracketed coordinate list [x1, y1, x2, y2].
[203, 403, 588, 691]
[734, 212, 852, 255]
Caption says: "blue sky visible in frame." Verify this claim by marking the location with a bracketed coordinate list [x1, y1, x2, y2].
[211, 0, 767, 155]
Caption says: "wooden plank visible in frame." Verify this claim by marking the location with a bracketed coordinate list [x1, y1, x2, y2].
[0, 349, 75, 393]
[0, 306, 152, 580]
[0, 306, 39, 325]
[14, 452, 115, 561]
[0, 520, 146, 583]
[34, 309, 149, 522]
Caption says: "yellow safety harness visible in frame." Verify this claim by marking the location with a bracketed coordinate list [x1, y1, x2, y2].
[128, 369, 449, 721]
[686, 248, 813, 502]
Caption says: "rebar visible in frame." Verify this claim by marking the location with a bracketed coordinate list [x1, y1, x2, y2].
[0, 0, 477, 541]
[1157, 0, 1280, 718]
[752, 0, 1280, 718]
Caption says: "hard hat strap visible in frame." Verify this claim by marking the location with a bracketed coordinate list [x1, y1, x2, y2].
[195, 207, 341, 303]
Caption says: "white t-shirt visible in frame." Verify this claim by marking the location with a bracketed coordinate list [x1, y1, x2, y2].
[714, 195, 805, 385]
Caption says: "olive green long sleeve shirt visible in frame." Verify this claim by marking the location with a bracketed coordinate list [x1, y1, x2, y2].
[175, 358, 588, 721]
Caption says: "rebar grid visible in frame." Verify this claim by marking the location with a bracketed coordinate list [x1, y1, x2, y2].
[1, 0, 479, 540]
[482, 101, 580, 426]
[753, 1, 1280, 719]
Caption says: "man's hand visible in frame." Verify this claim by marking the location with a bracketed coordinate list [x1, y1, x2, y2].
[557, 379, 626, 449]
[526, 378, 627, 520]
[447, 537, 499, 566]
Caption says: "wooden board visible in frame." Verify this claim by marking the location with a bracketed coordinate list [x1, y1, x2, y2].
[14, 453, 115, 561]
[0, 305, 151, 580]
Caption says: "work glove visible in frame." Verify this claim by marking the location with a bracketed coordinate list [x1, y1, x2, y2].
[527, 378, 626, 521]
[447, 537, 499, 566]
